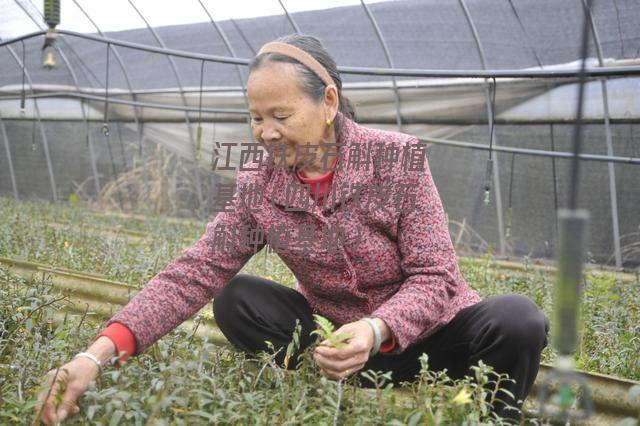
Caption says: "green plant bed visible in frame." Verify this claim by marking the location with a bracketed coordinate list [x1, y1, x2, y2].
[459, 256, 640, 381]
[1, 197, 639, 383]
[1, 268, 514, 425]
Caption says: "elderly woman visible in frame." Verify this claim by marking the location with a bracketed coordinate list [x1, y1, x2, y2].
[36, 35, 548, 424]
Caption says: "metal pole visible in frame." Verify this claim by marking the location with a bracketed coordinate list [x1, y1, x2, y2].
[72, 0, 148, 206]
[278, 0, 301, 34]
[360, 0, 403, 131]
[549, 124, 560, 238]
[229, 18, 256, 55]
[197, 0, 253, 142]
[419, 135, 640, 165]
[0, 110, 19, 199]
[506, 0, 544, 68]
[128, 0, 204, 218]
[9, 91, 247, 114]
[458, 0, 506, 257]
[582, 0, 622, 267]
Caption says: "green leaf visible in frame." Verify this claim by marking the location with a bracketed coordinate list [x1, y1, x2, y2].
[109, 409, 124, 426]
[189, 410, 219, 421]
[312, 314, 336, 337]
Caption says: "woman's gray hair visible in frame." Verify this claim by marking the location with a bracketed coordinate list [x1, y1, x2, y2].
[249, 34, 356, 131]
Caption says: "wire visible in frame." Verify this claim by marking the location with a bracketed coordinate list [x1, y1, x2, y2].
[20, 40, 26, 115]
[198, 60, 205, 124]
[195, 60, 205, 160]
[567, 0, 595, 210]
[483, 77, 497, 205]
[549, 124, 560, 236]
[506, 153, 516, 239]
[102, 43, 111, 136]
[488, 77, 497, 158]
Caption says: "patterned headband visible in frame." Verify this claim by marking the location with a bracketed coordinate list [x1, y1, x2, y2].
[257, 41, 335, 88]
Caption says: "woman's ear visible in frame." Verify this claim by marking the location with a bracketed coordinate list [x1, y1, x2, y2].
[324, 84, 339, 121]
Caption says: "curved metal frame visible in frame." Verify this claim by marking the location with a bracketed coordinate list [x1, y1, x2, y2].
[197, 0, 253, 141]
[127, 0, 204, 217]
[507, 0, 544, 68]
[278, 0, 301, 34]
[458, 0, 506, 257]
[3, 30, 639, 79]
[582, 0, 622, 267]
[360, 0, 403, 131]
[278, 0, 402, 132]
[71, 0, 150, 204]
[420, 135, 640, 165]
[2, 41, 57, 201]
[3, 91, 247, 114]
[0, 109, 19, 199]
[229, 18, 256, 56]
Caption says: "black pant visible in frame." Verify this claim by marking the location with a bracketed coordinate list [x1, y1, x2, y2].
[213, 274, 549, 423]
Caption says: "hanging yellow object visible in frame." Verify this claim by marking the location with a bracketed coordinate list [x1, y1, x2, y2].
[42, 50, 56, 69]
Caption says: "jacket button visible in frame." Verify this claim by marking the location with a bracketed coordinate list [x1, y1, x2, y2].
[341, 268, 352, 280]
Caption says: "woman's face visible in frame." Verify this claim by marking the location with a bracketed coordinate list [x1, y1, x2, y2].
[247, 61, 338, 172]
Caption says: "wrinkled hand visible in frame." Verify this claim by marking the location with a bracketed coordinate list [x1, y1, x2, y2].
[35, 358, 99, 425]
[313, 320, 374, 381]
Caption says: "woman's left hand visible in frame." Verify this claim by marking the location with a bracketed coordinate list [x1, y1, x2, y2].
[313, 320, 374, 381]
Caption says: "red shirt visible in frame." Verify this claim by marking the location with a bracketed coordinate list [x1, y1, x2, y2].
[295, 155, 338, 201]
[95, 152, 396, 363]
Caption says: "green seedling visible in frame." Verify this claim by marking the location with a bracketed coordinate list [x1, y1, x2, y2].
[1, 197, 639, 425]
[53, 376, 66, 407]
[310, 314, 353, 349]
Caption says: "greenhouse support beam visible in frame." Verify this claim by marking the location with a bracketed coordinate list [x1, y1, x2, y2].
[105, 80, 586, 95]
[420, 136, 640, 165]
[274, 0, 404, 133]
[507, 0, 544, 68]
[459, 0, 506, 257]
[360, 0, 403, 132]
[2, 42, 57, 201]
[2, 30, 640, 79]
[6, 91, 640, 126]
[0, 110, 19, 199]
[583, 0, 622, 268]
[127, 0, 204, 217]
[197, 0, 253, 142]
[9, 91, 247, 114]
[72, 0, 148, 206]
[229, 18, 256, 56]
[549, 125, 560, 237]
[278, 0, 301, 34]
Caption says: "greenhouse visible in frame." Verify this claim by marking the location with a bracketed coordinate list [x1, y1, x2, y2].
[1, 0, 639, 425]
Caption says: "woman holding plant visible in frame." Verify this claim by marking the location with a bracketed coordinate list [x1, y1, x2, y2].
[36, 34, 548, 425]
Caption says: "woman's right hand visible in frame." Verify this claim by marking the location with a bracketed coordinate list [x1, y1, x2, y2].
[35, 336, 116, 425]
[35, 357, 100, 425]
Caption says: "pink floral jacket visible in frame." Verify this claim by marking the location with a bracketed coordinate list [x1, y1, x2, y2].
[107, 114, 481, 355]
